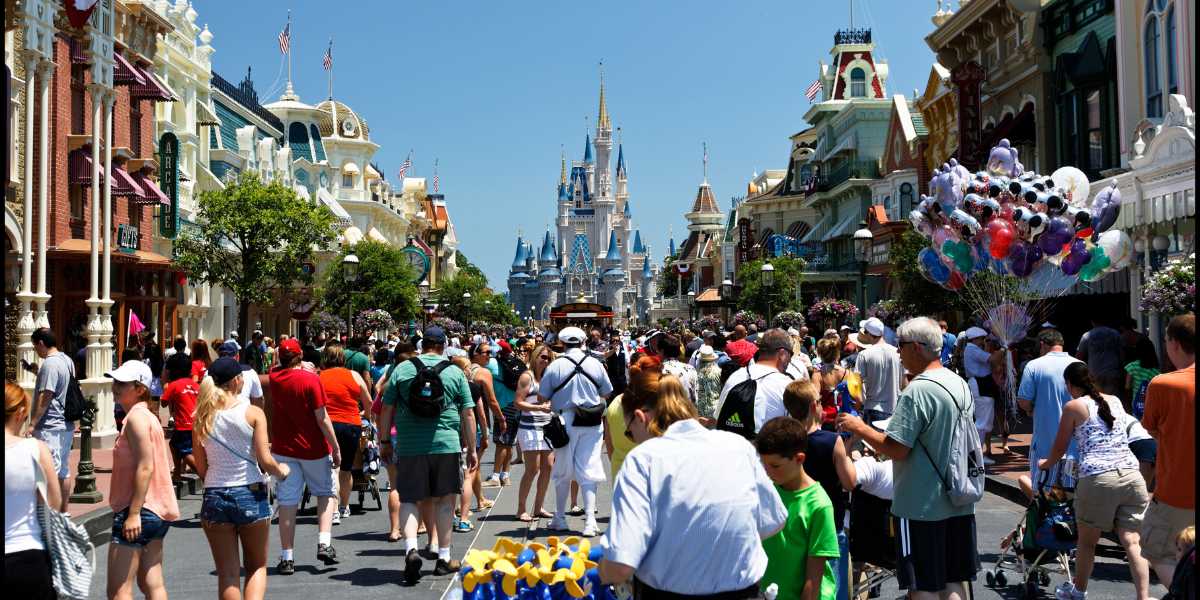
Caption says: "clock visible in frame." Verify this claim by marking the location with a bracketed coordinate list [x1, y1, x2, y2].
[341, 118, 356, 136]
[401, 245, 430, 282]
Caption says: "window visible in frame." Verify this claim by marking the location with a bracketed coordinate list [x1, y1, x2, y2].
[1144, 13, 1162, 118]
[130, 104, 142, 156]
[1165, 6, 1178, 95]
[69, 185, 85, 220]
[342, 173, 354, 188]
[1061, 92, 1079, 165]
[71, 65, 86, 135]
[850, 68, 866, 98]
[1086, 90, 1103, 169]
[899, 182, 914, 215]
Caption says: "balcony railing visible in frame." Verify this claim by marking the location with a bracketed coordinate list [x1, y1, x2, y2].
[815, 160, 880, 192]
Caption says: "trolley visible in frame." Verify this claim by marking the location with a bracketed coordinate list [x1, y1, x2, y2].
[985, 469, 1077, 599]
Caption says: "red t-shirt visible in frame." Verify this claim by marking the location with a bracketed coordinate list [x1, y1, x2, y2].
[268, 366, 331, 460]
[191, 360, 208, 381]
[162, 378, 198, 431]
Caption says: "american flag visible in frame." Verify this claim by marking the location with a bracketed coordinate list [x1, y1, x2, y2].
[804, 79, 822, 102]
[396, 154, 412, 180]
[277, 20, 290, 54]
[323, 41, 333, 71]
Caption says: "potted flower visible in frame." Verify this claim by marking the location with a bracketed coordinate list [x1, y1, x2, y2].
[309, 311, 346, 337]
[1139, 253, 1195, 316]
[354, 309, 395, 338]
[732, 310, 762, 328]
[772, 310, 806, 331]
[807, 298, 859, 330]
[693, 315, 724, 333]
[431, 317, 465, 335]
[867, 299, 911, 327]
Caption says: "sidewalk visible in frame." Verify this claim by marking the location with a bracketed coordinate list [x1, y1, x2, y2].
[65, 445, 116, 545]
[983, 432, 1033, 506]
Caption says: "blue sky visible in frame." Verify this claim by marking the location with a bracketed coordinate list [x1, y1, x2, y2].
[199, 0, 935, 287]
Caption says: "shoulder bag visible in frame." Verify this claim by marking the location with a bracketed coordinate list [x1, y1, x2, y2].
[32, 445, 94, 599]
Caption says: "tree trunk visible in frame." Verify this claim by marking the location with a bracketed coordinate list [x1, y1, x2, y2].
[238, 297, 251, 346]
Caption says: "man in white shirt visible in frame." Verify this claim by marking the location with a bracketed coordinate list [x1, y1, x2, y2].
[853, 317, 904, 423]
[538, 326, 613, 536]
[217, 341, 264, 407]
[715, 329, 796, 435]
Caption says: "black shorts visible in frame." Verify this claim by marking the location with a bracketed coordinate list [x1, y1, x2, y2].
[170, 429, 193, 456]
[893, 514, 979, 592]
[331, 422, 362, 472]
[1129, 438, 1157, 464]
[494, 404, 519, 446]
[393, 453, 462, 503]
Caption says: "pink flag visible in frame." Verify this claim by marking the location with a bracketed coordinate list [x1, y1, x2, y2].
[128, 309, 146, 337]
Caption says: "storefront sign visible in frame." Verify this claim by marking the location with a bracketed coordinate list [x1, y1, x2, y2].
[737, 218, 753, 264]
[158, 132, 179, 237]
[952, 61, 986, 170]
[117, 224, 139, 253]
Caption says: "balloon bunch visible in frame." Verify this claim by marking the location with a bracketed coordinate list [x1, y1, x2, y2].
[909, 139, 1131, 290]
[461, 536, 613, 600]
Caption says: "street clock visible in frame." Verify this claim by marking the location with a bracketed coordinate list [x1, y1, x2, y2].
[402, 245, 430, 283]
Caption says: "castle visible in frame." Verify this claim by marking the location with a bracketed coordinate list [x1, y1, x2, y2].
[507, 74, 654, 324]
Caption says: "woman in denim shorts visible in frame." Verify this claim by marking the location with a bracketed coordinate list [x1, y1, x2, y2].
[105, 360, 181, 600]
[192, 358, 291, 600]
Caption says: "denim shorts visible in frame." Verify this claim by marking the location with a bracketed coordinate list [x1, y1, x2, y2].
[200, 484, 271, 526]
[111, 508, 171, 548]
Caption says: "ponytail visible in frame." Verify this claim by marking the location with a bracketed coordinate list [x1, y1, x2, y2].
[1064, 362, 1113, 429]
[192, 376, 237, 442]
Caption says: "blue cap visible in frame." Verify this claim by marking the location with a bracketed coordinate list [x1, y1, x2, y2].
[218, 341, 240, 357]
[208, 357, 243, 386]
[423, 326, 447, 344]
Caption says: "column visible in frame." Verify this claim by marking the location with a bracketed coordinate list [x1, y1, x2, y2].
[32, 59, 52, 330]
[85, 83, 105, 386]
[15, 53, 38, 390]
[93, 91, 117, 438]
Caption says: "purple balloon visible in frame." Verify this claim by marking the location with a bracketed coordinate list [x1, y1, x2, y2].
[1037, 230, 1065, 255]
[1008, 241, 1043, 277]
[1060, 239, 1092, 276]
[1090, 182, 1122, 239]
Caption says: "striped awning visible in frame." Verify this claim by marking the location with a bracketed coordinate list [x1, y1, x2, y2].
[130, 171, 170, 206]
[69, 149, 101, 185]
[756, 227, 775, 246]
[785, 220, 812, 239]
[70, 39, 89, 65]
[110, 166, 145, 199]
[800, 214, 831, 243]
[113, 52, 146, 87]
[131, 66, 177, 102]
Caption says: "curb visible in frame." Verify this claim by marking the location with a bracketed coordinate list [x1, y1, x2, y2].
[985, 473, 1028, 507]
[73, 506, 114, 547]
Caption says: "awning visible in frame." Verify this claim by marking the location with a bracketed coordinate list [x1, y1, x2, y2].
[316, 187, 353, 222]
[131, 66, 177, 102]
[341, 162, 360, 174]
[196, 101, 220, 126]
[341, 226, 364, 245]
[695, 287, 722, 303]
[50, 239, 173, 267]
[411, 237, 435, 258]
[365, 164, 381, 180]
[1116, 187, 1196, 229]
[70, 38, 89, 65]
[822, 213, 859, 241]
[826, 134, 857, 159]
[69, 148, 102, 185]
[785, 220, 812, 239]
[130, 171, 170, 206]
[111, 166, 145, 199]
[113, 52, 146, 87]
[366, 227, 388, 243]
[800, 214, 831, 243]
[986, 103, 1035, 147]
[756, 227, 775, 247]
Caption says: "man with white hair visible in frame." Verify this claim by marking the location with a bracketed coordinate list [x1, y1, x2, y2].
[539, 326, 613, 536]
[838, 317, 979, 599]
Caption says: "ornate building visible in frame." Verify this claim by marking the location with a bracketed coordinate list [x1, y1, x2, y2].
[507, 75, 652, 324]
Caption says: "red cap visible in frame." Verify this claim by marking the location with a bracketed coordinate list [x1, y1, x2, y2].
[497, 340, 513, 354]
[725, 339, 757, 367]
[279, 338, 303, 356]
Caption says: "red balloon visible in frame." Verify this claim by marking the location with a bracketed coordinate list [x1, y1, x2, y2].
[987, 220, 1015, 259]
[945, 271, 966, 290]
[1075, 227, 1094, 239]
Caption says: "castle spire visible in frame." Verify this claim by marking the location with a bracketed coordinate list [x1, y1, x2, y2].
[597, 61, 611, 130]
[560, 148, 567, 186]
[616, 127, 626, 177]
[583, 131, 593, 163]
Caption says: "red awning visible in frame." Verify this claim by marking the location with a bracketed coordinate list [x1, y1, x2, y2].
[69, 148, 103, 185]
[113, 52, 146, 87]
[411, 237, 434, 257]
[130, 171, 170, 206]
[70, 38, 89, 65]
[110, 166, 145, 199]
[131, 66, 176, 102]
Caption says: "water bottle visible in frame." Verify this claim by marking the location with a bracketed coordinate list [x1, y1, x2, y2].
[421, 381, 433, 398]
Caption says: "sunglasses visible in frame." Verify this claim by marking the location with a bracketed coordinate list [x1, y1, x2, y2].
[623, 413, 636, 441]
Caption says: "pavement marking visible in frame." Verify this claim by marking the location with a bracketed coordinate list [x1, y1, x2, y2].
[438, 483, 506, 599]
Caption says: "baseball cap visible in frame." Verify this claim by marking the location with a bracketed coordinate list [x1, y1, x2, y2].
[965, 326, 988, 339]
[859, 317, 885, 337]
[558, 327, 586, 345]
[497, 340, 513, 354]
[217, 340, 240, 357]
[847, 333, 867, 349]
[229, 330, 239, 338]
[279, 338, 303, 357]
[644, 329, 664, 341]
[423, 326, 447, 344]
[839, 325, 853, 332]
[105, 360, 153, 388]
[726, 338, 758, 366]
[208, 357, 244, 386]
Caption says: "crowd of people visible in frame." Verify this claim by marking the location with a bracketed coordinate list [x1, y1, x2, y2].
[4, 309, 1194, 600]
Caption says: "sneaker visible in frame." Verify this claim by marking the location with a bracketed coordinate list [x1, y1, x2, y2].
[419, 547, 439, 561]
[331, 510, 341, 526]
[404, 549, 423, 584]
[339, 506, 352, 518]
[483, 474, 502, 488]
[568, 505, 584, 516]
[317, 543, 339, 565]
[1054, 581, 1085, 600]
[276, 558, 295, 575]
[434, 558, 462, 576]
[500, 473, 511, 486]
[582, 521, 598, 537]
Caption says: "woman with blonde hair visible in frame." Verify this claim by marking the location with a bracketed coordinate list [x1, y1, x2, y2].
[192, 357, 290, 600]
[815, 338, 846, 431]
[514, 343, 557, 522]
[106, 359, 180, 600]
[5, 382, 62, 598]
[599, 373, 788, 596]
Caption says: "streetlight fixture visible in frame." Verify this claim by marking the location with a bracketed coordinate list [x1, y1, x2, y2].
[687, 289, 697, 321]
[721, 278, 734, 325]
[342, 254, 360, 337]
[760, 262, 775, 325]
[853, 221, 874, 316]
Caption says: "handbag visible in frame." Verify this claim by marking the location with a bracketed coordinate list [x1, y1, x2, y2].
[31, 446, 94, 599]
[543, 411, 570, 449]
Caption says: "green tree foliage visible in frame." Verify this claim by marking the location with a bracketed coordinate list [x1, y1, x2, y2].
[735, 257, 807, 318]
[657, 255, 678, 297]
[889, 229, 961, 318]
[433, 252, 519, 326]
[321, 240, 420, 330]
[173, 171, 336, 340]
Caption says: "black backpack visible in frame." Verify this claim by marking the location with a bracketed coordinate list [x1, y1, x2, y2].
[498, 353, 527, 390]
[406, 357, 455, 419]
[716, 367, 792, 440]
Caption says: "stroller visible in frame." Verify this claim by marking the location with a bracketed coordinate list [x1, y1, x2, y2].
[986, 468, 1077, 599]
[849, 488, 897, 599]
[299, 417, 384, 512]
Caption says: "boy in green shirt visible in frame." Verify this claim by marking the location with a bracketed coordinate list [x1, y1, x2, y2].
[755, 417, 840, 600]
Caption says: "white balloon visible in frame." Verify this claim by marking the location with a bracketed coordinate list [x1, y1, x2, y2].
[1050, 166, 1091, 208]
[1095, 229, 1134, 270]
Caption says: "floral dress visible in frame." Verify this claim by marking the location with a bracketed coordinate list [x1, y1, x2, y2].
[695, 362, 723, 420]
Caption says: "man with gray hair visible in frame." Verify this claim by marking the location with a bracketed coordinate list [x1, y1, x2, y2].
[838, 317, 979, 599]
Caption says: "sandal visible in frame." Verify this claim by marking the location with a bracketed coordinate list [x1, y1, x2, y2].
[477, 499, 495, 510]
[453, 519, 474, 533]
[417, 525, 427, 535]
[387, 531, 402, 543]
[517, 512, 534, 522]
[536, 510, 554, 518]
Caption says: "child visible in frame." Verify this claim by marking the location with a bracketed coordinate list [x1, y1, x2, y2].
[1164, 526, 1195, 600]
[755, 416, 840, 600]
[161, 360, 199, 480]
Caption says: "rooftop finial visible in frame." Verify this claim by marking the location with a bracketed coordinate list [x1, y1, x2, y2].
[560, 146, 567, 185]
[597, 60, 611, 130]
[702, 142, 709, 185]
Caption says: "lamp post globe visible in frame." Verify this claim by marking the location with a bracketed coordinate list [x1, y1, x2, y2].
[853, 222, 874, 315]
[760, 262, 774, 287]
[342, 253, 360, 284]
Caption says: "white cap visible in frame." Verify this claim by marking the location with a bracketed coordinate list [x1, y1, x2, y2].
[787, 327, 800, 336]
[847, 332, 867, 349]
[859, 317, 885, 337]
[558, 326, 586, 344]
[105, 360, 153, 388]
[229, 330, 239, 337]
[965, 326, 988, 339]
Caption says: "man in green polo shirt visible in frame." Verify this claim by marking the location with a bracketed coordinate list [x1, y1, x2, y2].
[344, 336, 374, 389]
[379, 326, 477, 584]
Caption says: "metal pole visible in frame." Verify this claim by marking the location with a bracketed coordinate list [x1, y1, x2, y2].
[70, 394, 102, 503]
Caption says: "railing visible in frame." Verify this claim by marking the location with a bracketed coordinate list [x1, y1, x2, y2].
[835, 28, 872, 45]
[210, 72, 285, 133]
[816, 160, 880, 192]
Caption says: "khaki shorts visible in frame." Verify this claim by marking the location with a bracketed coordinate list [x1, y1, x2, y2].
[1074, 468, 1149, 532]
[1140, 499, 1196, 564]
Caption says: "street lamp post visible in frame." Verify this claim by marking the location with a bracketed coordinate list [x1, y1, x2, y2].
[687, 290, 697, 322]
[721, 278, 733, 324]
[418, 279, 430, 329]
[342, 254, 360, 338]
[853, 222, 874, 317]
[760, 262, 775, 325]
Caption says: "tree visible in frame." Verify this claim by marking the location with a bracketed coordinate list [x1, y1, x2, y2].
[320, 240, 420, 332]
[433, 251, 519, 326]
[657, 255, 678, 297]
[735, 256, 807, 318]
[173, 171, 336, 340]
[889, 228, 961, 318]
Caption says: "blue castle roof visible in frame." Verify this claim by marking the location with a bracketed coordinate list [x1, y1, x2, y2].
[642, 254, 652, 277]
[616, 143, 626, 176]
[604, 230, 622, 262]
[623, 200, 631, 216]
[538, 230, 558, 263]
[632, 230, 645, 253]
[583, 133, 592, 163]
[511, 237, 528, 269]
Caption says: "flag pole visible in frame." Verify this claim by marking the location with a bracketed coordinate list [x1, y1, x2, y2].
[327, 37, 334, 100]
[285, 11, 293, 97]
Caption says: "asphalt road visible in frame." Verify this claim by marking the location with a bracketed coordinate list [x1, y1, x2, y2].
[86, 447, 1164, 599]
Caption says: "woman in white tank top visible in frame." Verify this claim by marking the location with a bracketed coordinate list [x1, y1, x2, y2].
[5, 382, 62, 598]
[513, 344, 557, 522]
[192, 358, 291, 600]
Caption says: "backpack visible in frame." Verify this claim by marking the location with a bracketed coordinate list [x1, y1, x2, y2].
[914, 375, 985, 508]
[716, 367, 793, 440]
[1131, 378, 1150, 419]
[58, 355, 86, 423]
[405, 357, 455, 419]
[498, 353, 527, 390]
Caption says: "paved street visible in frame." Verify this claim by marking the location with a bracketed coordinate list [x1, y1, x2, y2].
[85, 446, 1164, 599]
